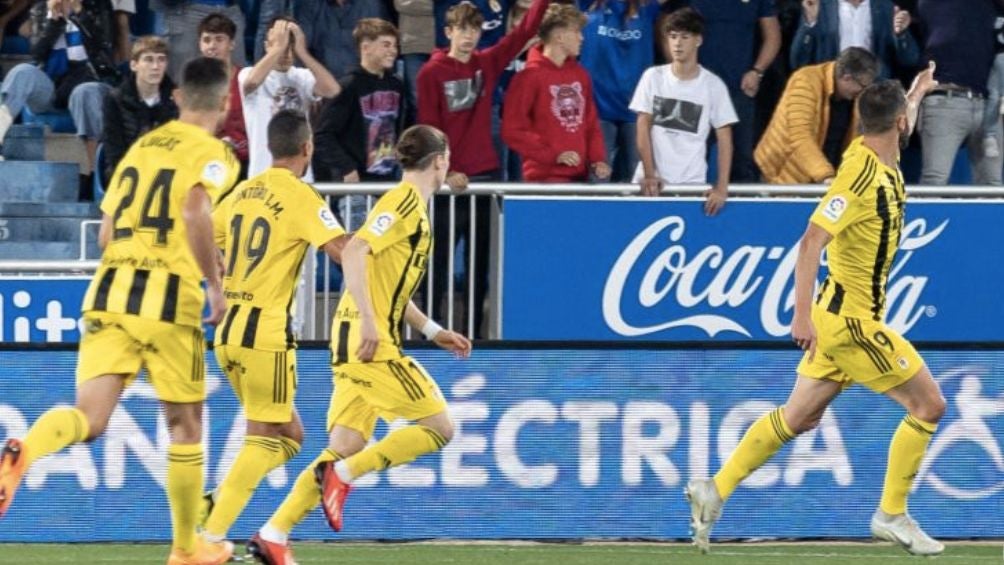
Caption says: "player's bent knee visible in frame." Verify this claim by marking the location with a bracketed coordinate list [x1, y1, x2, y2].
[785, 411, 821, 435]
[916, 393, 947, 424]
[426, 418, 455, 444]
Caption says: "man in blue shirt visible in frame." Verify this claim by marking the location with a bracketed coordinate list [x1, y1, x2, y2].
[663, 0, 782, 183]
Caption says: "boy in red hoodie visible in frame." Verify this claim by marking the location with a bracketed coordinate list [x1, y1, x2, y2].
[418, 0, 547, 187]
[417, 0, 548, 337]
[502, 3, 610, 182]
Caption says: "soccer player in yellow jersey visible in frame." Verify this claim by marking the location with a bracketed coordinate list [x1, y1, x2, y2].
[686, 64, 946, 556]
[199, 109, 348, 547]
[247, 125, 472, 564]
[0, 58, 239, 565]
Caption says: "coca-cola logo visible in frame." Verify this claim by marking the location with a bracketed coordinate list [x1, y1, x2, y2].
[602, 216, 948, 338]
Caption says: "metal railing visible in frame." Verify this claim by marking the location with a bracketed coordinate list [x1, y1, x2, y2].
[3, 183, 1004, 341]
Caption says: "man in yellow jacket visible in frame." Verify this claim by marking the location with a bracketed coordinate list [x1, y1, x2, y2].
[755, 47, 879, 184]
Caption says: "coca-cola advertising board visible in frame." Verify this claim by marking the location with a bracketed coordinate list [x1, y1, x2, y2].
[501, 197, 1004, 341]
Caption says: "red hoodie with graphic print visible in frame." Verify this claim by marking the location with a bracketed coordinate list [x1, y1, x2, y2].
[501, 45, 606, 182]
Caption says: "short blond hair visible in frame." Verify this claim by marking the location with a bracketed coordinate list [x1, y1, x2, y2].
[131, 36, 169, 61]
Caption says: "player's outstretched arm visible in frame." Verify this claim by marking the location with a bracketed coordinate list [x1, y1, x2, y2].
[906, 61, 938, 137]
[792, 222, 833, 360]
[183, 184, 226, 325]
[342, 236, 380, 361]
[404, 301, 472, 358]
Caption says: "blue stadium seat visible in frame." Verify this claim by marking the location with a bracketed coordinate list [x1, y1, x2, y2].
[21, 106, 75, 134]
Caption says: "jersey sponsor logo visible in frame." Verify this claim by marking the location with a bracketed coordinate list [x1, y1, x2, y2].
[597, 25, 643, 41]
[652, 96, 702, 134]
[318, 206, 342, 231]
[549, 82, 586, 133]
[821, 196, 848, 222]
[602, 215, 947, 338]
[201, 160, 227, 188]
[368, 212, 396, 236]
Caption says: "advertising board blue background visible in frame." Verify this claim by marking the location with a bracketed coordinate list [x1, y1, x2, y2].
[0, 347, 1000, 542]
[502, 198, 1004, 341]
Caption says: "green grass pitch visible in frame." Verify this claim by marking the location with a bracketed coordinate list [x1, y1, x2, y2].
[0, 541, 1000, 564]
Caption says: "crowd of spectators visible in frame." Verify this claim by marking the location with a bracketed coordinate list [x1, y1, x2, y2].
[0, 0, 1002, 335]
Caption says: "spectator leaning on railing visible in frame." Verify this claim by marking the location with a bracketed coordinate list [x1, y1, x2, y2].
[198, 13, 249, 173]
[755, 47, 878, 184]
[662, 0, 781, 184]
[502, 3, 610, 183]
[101, 35, 178, 182]
[239, 16, 341, 180]
[632, 7, 736, 215]
[790, 0, 919, 80]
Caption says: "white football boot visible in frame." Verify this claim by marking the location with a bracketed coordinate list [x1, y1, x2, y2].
[870, 509, 945, 556]
[684, 478, 724, 554]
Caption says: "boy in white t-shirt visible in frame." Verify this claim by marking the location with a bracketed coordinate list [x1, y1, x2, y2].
[239, 16, 341, 179]
[631, 7, 737, 216]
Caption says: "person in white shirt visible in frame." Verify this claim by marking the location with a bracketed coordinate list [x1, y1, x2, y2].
[632, 7, 737, 216]
[239, 16, 341, 180]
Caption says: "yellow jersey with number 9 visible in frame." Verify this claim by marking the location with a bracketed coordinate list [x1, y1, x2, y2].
[82, 120, 240, 328]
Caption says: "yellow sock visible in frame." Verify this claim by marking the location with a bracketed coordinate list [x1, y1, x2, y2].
[269, 448, 339, 533]
[880, 414, 937, 515]
[166, 443, 204, 553]
[277, 437, 301, 465]
[713, 407, 795, 500]
[345, 425, 447, 479]
[22, 407, 90, 467]
[204, 436, 281, 538]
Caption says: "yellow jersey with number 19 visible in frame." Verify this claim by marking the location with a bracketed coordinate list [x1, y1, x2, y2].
[81, 120, 240, 328]
[810, 136, 906, 321]
[331, 181, 431, 364]
[213, 168, 346, 351]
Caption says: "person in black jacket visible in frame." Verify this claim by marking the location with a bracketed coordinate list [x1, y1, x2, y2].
[313, 18, 408, 229]
[0, 0, 120, 174]
[101, 36, 179, 181]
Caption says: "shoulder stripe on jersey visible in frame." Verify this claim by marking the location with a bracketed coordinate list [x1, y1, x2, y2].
[242, 306, 262, 349]
[846, 318, 892, 373]
[335, 321, 350, 365]
[826, 281, 845, 315]
[399, 198, 419, 219]
[161, 273, 180, 322]
[395, 191, 417, 214]
[220, 305, 240, 345]
[870, 185, 892, 320]
[850, 156, 876, 196]
[92, 268, 117, 312]
[125, 269, 150, 315]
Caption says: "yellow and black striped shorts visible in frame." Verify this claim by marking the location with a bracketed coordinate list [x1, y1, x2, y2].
[215, 344, 296, 423]
[77, 311, 205, 403]
[797, 305, 925, 393]
[327, 356, 447, 438]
